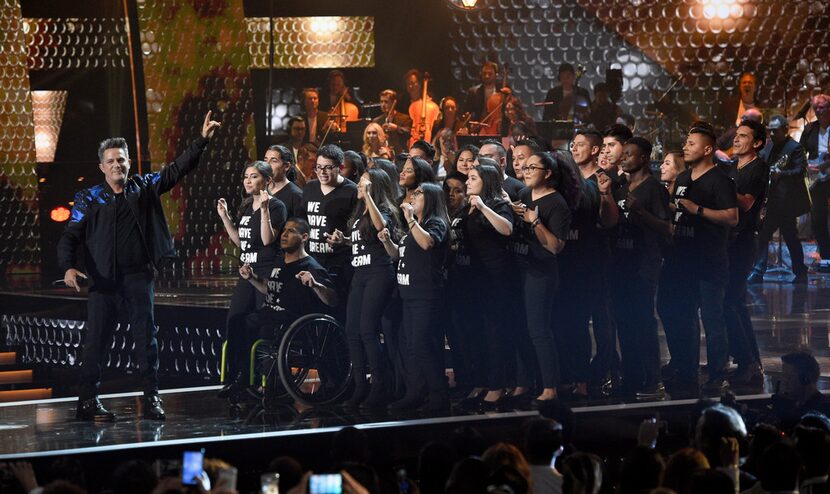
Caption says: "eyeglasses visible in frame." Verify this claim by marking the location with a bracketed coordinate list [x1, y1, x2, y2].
[315, 165, 338, 172]
[521, 165, 545, 173]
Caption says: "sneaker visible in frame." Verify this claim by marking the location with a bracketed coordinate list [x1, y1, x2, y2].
[76, 398, 116, 422]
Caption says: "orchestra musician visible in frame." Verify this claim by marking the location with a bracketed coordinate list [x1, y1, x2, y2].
[542, 63, 592, 122]
[433, 96, 468, 135]
[714, 72, 763, 139]
[463, 61, 499, 123]
[324, 70, 360, 132]
[405, 69, 440, 147]
[372, 89, 412, 155]
[300, 88, 331, 145]
[803, 95, 830, 260]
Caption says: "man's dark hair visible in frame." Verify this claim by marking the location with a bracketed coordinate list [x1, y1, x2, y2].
[318, 144, 345, 167]
[514, 139, 541, 153]
[688, 120, 717, 144]
[594, 82, 609, 94]
[758, 440, 801, 492]
[288, 115, 306, 129]
[575, 128, 604, 149]
[603, 124, 633, 144]
[626, 136, 653, 160]
[794, 425, 830, 478]
[98, 137, 129, 162]
[738, 119, 767, 149]
[619, 446, 665, 494]
[268, 144, 295, 166]
[523, 417, 563, 465]
[411, 139, 436, 161]
[286, 217, 311, 236]
[559, 63, 575, 76]
[782, 351, 821, 385]
[404, 68, 421, 83]
[328, 69, 345, 82]
[480, 139, 507, 160]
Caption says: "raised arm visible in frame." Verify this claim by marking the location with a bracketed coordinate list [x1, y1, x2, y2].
[216, 198, 240, 247]
[469, 196, 513, 236]
[153, 111, 221, 195]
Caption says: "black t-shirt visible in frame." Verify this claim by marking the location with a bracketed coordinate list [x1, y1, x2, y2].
[611, 175, 671, 282]
[272, 181, 304, 219]
[114, 192, 149, 272]
[396, 218, 448, 299]
[503, 175, 526, 202]
[349, 210, 394, 269]
[264, 255, 333, 317]
[460, 200, 514, 272]
[557, 182, 600, 270]
[671, 166, 737, 281]
[724, 157, 767, 238]
[302, 178, 358, 266]
[517, 189, 572, 269]
[238, 198, 287, 275]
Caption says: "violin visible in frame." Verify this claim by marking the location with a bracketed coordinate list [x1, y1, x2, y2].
[331, 91, 359, 132]
[482, 62, 510, 136]
[408, 72, 440, 147]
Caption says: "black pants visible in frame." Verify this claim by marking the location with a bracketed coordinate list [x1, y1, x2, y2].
[381, 289, 406, 398]
[346, 266, 395, 389]
[657, 262, 728, 382]
[446, 276, 478, 390]
[555, 262, 593, 385]
[612, 271, 660, 390]
[478, 270, 511, 391]
[523, 265, 560, 389]
[225, 275, 267, 377]
[401, 296, 447, 399]
[812, 181, 830, 259]
[226, 309, 294, 382]
[725, 233, 761, 366]
[753, 206, 807, 276]
[590, 255, 620, 384]
[80, 271, 158, 400]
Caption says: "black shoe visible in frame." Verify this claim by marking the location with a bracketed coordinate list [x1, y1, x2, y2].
[667, 379, 699, 399]
[747, 272, 764, 284]
[388, 394, 424, 412]
[635, 383, 667, 401]
[477, 397, 503, 413]
[458, 390, 486, 412]
[360, 384, 388, 410]
[76, 398, 116, 422]
[503, 392, 533, 410]
[143, 394, 166, 420]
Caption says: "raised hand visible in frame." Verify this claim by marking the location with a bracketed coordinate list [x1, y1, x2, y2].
[216, 198, 229, 218]
[239, 263, 253, 280]
[597, 172, 612, 195]
[469, 194, 483, 210]
[378, 227, 391, 243]
[400, 201, 415, 222]
[202, 111, 221, 139]
[296, 271, 316, 288]
[258, 189, 270, 210]
[325, 229, 345, 246]
[359, 179, 372, 198]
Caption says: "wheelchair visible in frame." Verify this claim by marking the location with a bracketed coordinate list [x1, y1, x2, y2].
[220, 313, 352, 409]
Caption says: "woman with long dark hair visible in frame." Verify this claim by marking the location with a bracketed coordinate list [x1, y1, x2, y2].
[459, 162, 515, 410]
[455, 144, 479, 177]
[399, 156, 436, 204]
[514, 151, 577, 403]
[380, 182, 451, 411]
[343, 150, 368, 184]
[339, 168, 402, 408]
[216, 160, 287, 396]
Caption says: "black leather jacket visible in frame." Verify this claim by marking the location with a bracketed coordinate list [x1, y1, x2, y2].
[57, 136, 209, 287]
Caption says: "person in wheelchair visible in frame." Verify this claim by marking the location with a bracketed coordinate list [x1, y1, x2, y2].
[220, 217, 339, 397]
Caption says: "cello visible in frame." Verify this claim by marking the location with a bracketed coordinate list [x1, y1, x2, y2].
[331, 90, 359, 133]
[409, 72, 440, 147]
[482, 62, 510, 136]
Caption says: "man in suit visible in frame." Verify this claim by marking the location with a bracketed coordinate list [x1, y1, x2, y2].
[542, 63, 591, 122]
[463, 61, 499, 122]
[748, 116, 811, 283]
[372, 89, 412, 155]
[803, 94, 830, 258]
[300, 88, 331, 145]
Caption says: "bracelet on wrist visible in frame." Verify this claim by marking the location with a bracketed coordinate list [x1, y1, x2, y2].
[531, 218, 541, 228]
[408, 220, 416, 228]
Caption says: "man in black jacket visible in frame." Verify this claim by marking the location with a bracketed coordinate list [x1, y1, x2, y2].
[803, 95, 830, 258]
[58, 111, 220, 421]
[748, 115, 811, 283]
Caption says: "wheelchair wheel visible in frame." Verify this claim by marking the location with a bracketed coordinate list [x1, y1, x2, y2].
[255, 340, 293, 409]
[277, 314, 352, 406]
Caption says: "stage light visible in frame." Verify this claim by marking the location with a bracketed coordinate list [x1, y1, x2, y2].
[447, 0, 482, 10]
[31, 90, 68, 163]
[50, 206, 71, 223]
[700, 0, 741, 19]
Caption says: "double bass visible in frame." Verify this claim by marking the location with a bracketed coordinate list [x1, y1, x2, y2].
[482, 62, 510, 136]
[331, 90, 359, 133]
[409, 72, 440, 147]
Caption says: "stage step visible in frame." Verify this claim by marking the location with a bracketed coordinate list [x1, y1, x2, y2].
[0, 352, 16, 365]
[0, 369, 33, 385]
[0, 387, 52, 403]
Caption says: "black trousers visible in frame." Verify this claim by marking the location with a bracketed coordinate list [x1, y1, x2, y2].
[657, 261, 728, 382]
[226, 309, 294, 382]
[589, 255, 620, 384]
[612, 271, 660, 390]
[812, 181, 830, 259]
[401, 296, 448, 399]
[725, 233, 762, 366]
[752, 206, 807, 276]
[80, 271, 158, 400]
[381, 289, 407, 398]
[523, 265, 560, 389]
[555, 262, 593, 385]
[345, 266, 395, 389]
[479, 270, 511, 391]
[446, 276, 478, 390]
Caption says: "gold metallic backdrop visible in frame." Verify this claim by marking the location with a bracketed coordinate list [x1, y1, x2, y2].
[22, 17, 129, 70]
[0, 0, 39, 272]
[247, 16, 375, 69]
[137, 0, 256, 275]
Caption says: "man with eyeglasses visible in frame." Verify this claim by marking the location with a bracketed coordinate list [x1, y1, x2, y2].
[479, 139, 525, 201]
[301, 144, 358, 295]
